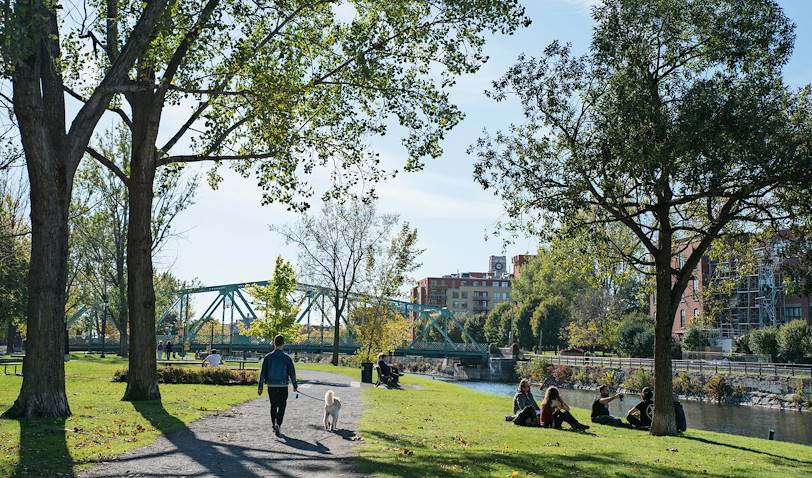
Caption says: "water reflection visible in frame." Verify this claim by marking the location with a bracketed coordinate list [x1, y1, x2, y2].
[455, 381, 812, 446]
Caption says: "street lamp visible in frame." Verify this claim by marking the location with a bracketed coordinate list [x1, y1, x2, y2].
[100, 291, 109, 358]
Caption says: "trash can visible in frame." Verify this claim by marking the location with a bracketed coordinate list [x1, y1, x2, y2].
[361, 361, 373, 384]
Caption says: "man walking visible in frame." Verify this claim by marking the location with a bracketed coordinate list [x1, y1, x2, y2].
[258, 335, 298, 437]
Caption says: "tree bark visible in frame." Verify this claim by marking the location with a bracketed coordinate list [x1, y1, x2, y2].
[3, 158, 73, 418]
[650, 249, 677, 436]
[122, 92, 160, 401]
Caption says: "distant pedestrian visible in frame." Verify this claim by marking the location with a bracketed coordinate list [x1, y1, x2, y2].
[165, 341, 174, 360]
[157, 341, 164, 360]
[258, 335, 298, 437]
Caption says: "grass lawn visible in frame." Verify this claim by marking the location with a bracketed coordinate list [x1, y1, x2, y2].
[351, 372, 812, 478]
[0, 355, 257, 477]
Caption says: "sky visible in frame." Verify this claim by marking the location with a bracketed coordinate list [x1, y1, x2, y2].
[154, 0, 812, 297]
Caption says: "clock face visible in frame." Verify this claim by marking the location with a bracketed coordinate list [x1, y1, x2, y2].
[494, 262, 503, 270]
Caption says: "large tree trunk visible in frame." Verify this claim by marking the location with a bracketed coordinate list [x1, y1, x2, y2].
[122, 93, 160, 401]
[3, 160, 73, 418]
[650, 252, 677, 436]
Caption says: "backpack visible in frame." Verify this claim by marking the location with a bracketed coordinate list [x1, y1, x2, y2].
[674, 401, 687, 432]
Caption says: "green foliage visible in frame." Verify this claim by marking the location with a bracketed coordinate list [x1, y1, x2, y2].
[484, 301, 514, 346]
[462, 314, 487, 344]
[749, 326, 780, 361]
[736, 333, 753, 354]
[617, 314, 655, 358]
[682, 323, 720, 351]
[0, 181, 28, 342]
[672, 372, 703, 396]
[239, 257, 300, 343]
[113, 367, 257, 385]
[351, 305, 411, 362]
[514, 357, 551, 383]
[530, 297, 568, 350]
[623, 368, 654, 392]
[776, 320, 811, 363]
[705, 375, 734, 403]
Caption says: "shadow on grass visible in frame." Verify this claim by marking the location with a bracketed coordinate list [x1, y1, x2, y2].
[679, 434, 812, 465]
[12, 417, 72, 478]
[356, 430, 751, 478]
[78, 400, 353, 478]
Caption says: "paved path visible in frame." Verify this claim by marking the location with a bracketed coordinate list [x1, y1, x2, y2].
[82, 371, 366, 478]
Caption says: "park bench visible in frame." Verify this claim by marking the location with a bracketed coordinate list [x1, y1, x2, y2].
[374, 365, 400, 388]
[157, 360, 202, 367]
[2, 362, 23, 376]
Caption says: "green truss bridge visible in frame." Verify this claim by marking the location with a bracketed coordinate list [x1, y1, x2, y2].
[67, 280, 489, 362]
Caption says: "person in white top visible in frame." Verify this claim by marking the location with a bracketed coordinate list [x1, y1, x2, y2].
[202, 349, 223, 367]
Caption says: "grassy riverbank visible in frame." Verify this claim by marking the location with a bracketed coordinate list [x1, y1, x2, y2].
[0, 355, 257, 477]
[300, 363, 812, 478]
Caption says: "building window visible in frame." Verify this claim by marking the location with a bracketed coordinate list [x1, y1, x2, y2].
[692, 277, 699, 299]
[677, 254, 685, 269]
[783, 305, 803, 320]
[473, 281, 480, 287]
[452, 291, 459, 299]
[502, 281, 509, 287]
[461, 292, 468, 299]
[680, 309, 686, 329]
[693, 308, 699, 318]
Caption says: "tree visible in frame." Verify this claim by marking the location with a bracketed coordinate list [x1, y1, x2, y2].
[0, 168, 28, 352]
[530, 297, 568, 350]
[513, 299, 537, 350]
[351, 305, 410, 362]
[71, 126, 197, 356]
[74, 0, 526, 400]
[462, 314, 487, 344]
[472, 0, 811, 434]
[484, 301, 514, 346]
[749, 326, 779, 361]
[0, 0, 171, 417]
[240, 257, 300, 344]
[617, 314, 655, 358]
[776, 320, 810, 363]
[277, 199, 414, 365]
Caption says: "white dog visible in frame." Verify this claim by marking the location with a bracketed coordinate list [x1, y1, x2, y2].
[323, 390, 342, 431]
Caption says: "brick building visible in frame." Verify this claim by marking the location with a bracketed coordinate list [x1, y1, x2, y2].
[650, 238, 812, 339]
[411, 256, 516, 314]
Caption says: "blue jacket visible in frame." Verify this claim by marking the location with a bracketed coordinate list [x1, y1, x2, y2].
[258, 349, 297, 389]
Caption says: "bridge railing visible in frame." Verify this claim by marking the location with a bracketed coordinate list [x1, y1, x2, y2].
[540, 355, 812, 378]
[405, 341, 489, 354]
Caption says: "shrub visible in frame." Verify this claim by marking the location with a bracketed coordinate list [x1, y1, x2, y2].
[596, 369, 618, 389]
[550, 365, 572, 384]
[623, 368, 653, 392]
[672, 372, 703, 396]
[777, 320, 811, 363]
[517, 357, 551, 383]
[749, 326, 779, 361]
[339, 355, 362, 368]
[572, 368, 589, 384]
[112, 367, 258, 385]
[705, 375, 733, 402]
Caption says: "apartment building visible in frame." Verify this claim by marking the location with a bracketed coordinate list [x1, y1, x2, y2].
[650, 236, 811, 339]
[411, 256, 514, 314]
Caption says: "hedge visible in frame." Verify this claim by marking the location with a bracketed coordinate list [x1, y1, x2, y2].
[113, 367, 258, 385]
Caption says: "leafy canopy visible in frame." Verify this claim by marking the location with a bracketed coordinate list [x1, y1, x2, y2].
[240, 256, 300, 343]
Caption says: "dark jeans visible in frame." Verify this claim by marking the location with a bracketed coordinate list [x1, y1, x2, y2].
[268, 387, 289, 426]
[513, 406, 538, 426]
[626, 414, 649, 429]
[546, 410, 583, 429]
[592, 414, 622, 425]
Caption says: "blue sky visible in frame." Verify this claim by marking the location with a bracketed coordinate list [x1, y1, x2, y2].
[159, 0, 812, 296]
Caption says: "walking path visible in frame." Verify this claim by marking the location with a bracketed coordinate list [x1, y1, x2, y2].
[82, 370, 367, 478]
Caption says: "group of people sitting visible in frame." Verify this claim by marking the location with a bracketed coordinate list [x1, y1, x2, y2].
[510, 379, 657, 430]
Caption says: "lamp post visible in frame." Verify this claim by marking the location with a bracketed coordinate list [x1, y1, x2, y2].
[100, 291, 109, 358]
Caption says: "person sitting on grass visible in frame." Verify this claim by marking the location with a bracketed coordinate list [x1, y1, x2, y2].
[511, 379, 540, 426]
[539, 386, 589, 431]
[202, 349, 223, 368]
[626, 387, 654, 429]
[591, 385, 624, 425]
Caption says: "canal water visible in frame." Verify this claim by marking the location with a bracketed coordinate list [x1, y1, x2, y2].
[454, 380, 812, 446]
